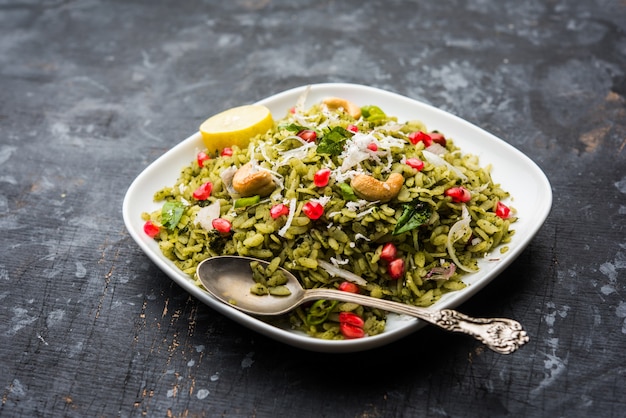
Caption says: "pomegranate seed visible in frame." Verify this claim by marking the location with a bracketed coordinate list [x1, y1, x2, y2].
[429, 132, 446, 146]
[444, 186, 471, 203]
[270, 203, 290, 219]
[143, 221, 160, 238]
[302, 201, 324, 220]
[340, 322, 365, 339]
[380, 242, 397, 262]
[388, 258, 405, 279]
[405, 158, 424, 171]
[193, 182, 213, 200]
[338, 281, 359, 293]
[347, 124, 359, 133]
[197, 151, 210, 167]
[212, 218, 231, 233]
[408, 131, 432, 147]
[339, 311, 365, 328]
[495, 201, 511, 219]
[313, 168, 331, 187]
[289, 106, 296, 114]
[367, 143, 378, 152]
[221, 147, 233, 157]
[297, 130, 317, 143]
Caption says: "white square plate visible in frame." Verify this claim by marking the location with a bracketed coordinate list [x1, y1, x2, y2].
[123, 83, 552, 353]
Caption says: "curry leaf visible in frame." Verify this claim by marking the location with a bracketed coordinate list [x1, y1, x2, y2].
[393, 200, 431, 235]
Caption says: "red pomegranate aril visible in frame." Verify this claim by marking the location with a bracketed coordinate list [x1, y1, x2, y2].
[270, 203, 290, 219]
[221, 147, 233, 157]
[338, 281, 359, 293]
[197, 151, 210, 167]
[429, 132, 446, 146]
[339, 311, 365, 328]
[297, 129, 317, 143]
[388, 258, 405, 279]
[495, 201, 511, 219]
[367, 143, 378, 152]
[193, 182, 213, 200]
[405, 158, 424, 171]
[445, 186, 471, 203]
[212, 218, 231, 233]
[380, 242, 397, 262]
[314, 168, 331, 187]
[143, 221, 160, 238]
[340, 322, 365, 339]
[347, 124, 359, 133]
[302, 201, 324, 220]
[408, 131, 432, 147]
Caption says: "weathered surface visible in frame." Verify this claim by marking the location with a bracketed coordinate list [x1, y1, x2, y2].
[1, 0, 625, 416]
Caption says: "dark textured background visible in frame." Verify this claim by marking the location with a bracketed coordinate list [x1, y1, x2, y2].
[1, 0, 625, 416]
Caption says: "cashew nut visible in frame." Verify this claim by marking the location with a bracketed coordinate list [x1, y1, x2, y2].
[351, 173, 404, 203]
[322, 97, 362, 119]
[232, 162, 275, 197]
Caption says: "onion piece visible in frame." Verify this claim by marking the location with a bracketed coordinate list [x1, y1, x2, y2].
[422, 150, 467, 181]
[446, 205, 478, 273]
[195, 201, 221, 231]
[425, 262, 457, 281]
[317, 260, 367, 286]
[425, 142, 447, 156]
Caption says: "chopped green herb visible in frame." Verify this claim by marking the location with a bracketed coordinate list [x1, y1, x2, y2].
[161, 201, 185, 230]
[316, 126, 351, 155]
[279, 123, 309, 133]
[207, 229, 228, 253]
[393, 200, 431, 235]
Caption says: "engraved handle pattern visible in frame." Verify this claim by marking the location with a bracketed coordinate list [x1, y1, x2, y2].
[430, 309, 530, 354]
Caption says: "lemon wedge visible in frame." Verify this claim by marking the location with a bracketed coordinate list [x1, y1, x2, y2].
[199, 105, 274, 154]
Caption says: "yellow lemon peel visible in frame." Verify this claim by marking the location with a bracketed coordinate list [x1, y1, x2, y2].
[199, 105, 274, 154]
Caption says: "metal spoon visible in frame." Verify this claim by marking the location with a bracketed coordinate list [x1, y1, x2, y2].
[196, 255, 529, 354]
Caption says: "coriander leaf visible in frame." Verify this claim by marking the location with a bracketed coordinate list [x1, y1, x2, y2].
[393, 200, 431, 235]
[162, 201, 185, 230]
[279, 123, 308, 133]
[316, 126, 351, 155]
[339, 183, 358, 201]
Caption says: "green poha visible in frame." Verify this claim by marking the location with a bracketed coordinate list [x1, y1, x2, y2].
[142, 95, 516, 340]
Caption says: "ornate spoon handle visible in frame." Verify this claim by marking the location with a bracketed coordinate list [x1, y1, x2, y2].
[426, 309, 530, 354]
[304, 289, 530, 354]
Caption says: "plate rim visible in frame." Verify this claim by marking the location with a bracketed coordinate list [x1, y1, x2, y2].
[122, 82, 552, 353]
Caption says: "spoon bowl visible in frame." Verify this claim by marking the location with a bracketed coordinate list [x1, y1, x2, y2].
[196, 255, 529, 354]
[197, 255, 307, 316]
